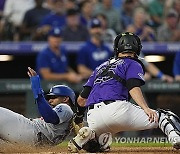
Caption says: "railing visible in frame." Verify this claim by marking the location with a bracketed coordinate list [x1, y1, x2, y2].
[0, 42, 179, 54]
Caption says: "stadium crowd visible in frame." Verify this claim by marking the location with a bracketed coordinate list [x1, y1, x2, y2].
[0, 0, 179, 82]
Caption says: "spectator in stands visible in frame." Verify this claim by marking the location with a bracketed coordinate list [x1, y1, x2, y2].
[120, 0, 135, 31]
[0, 0, 5, 40]
[0, 0, 5, 16]
[93, 0, 122, 33]
[173, 52, 180, 81]
[126, 7, 156, 42]
[173, 0, 180, 19]
[35, 0, 66, 41]
[20, 0, 50, 40]
[77, 18, 113, 79]
[147, 0, 164, 28]
[96, 13, 116, 45]
[64, 0, 78, 10]
[157, 9, 180, 42]
[61, 8, 89, 42]
[2, 0, 35, 41]
[36, 27, 82, 83]
[79, 0, 94, 27]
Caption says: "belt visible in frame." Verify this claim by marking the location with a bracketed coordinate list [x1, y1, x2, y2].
[88, 100, 115, 110]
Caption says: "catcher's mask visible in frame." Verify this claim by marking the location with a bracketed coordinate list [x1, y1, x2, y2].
[46, 85, 76, 105]
[113, 32, 142, 57]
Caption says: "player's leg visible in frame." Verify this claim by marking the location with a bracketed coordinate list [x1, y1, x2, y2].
[157, 109, 180, 149]
[68, 100, 157, 153]
[0, 107, 38, 145]
[68, 127, 112, 153]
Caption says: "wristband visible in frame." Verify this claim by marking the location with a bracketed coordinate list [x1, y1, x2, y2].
[157, 71, 163, 79]
[30, 75, 44, 99]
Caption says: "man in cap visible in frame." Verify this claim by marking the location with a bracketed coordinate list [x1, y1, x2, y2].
[36, 27, 82, 83]
[77, 18, 113, 79]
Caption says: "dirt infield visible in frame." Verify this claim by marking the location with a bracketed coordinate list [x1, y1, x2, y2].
[0, 144, 179, 154]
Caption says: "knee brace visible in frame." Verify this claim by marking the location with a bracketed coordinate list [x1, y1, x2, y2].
[158, 109, 180, 135]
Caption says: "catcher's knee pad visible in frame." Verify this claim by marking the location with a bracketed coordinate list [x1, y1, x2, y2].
[158, 109, 180, 148]
[158, 109, 180, 135]
[68, 127, 95, 152]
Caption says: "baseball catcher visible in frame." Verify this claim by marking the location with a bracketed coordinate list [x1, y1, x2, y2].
[68, 32, 180, 152]
[0, 67, 77, 146]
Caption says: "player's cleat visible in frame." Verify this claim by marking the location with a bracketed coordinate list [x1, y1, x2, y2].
[173, 142, 180, 150]
[68, 127, 96, 153]
[67, 140, 79, 153]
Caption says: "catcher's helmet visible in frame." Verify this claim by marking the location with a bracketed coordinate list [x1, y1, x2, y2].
[113, 32, 142, 57]
[47, 85, 76, 105]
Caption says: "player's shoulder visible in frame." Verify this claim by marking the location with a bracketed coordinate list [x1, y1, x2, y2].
[124, 58, 145, 72]
[125, 58, 142, 65]
[54, 104, 73, 115]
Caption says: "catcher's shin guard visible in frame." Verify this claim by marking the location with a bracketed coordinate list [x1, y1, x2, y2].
[158, 109, 180, 149]
[68, 127, 96, 153]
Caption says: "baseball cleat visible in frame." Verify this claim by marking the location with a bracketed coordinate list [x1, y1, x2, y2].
[67, 140, 79, 153]
[68, 127, 96, 152]
[173, 142, 180, 150]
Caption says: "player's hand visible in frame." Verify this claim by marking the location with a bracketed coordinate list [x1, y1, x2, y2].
[144, 107, 158, 123]
[161, 74, 174, 83]
[175, 75, 180, 81]
[27, 67, 37, 77]
[66, 72, 82, 83]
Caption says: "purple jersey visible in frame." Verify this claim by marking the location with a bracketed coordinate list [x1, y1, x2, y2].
[84, 58, 145, 106]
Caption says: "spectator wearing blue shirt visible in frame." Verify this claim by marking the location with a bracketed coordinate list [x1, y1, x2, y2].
[20, 0, 50, 40]
[126, 7, 156, 42]
[77, 18, 113, 79]
[61, 8, 89, 41]
[120, 0, 135, 31]
[35, 0, 66, 40]
[79, 0, 94, 27]
[173, 52, 180, 81]
[36, 27, 82, 83]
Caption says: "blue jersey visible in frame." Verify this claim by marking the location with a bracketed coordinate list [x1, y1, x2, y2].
[84, 58, 145, 106]
[173, 52, 180, 76]
[40, 12, 66, 28]
[77, 41, 113, 70]
[36, 46, 68, 78]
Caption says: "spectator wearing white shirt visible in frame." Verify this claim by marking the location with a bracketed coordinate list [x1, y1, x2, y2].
[3, 0, 35, 40]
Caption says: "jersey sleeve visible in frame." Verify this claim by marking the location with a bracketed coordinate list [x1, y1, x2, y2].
[53, 104, 73, 124]
[126, 61, 145, 83]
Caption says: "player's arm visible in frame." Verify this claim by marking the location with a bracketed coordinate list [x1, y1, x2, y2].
[129, 86, 158, 123]
[28, 67, 59, 124]
[77, 64, 93, 79]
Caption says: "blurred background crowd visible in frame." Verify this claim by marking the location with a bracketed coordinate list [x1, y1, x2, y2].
[0, 0, 179, 82]
[0, 0, 179, 42]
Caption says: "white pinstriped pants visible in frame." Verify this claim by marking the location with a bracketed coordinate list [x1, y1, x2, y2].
[87, 100, 158, 136]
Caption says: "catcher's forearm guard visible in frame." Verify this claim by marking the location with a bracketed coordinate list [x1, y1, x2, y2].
[74, 104, 86, 124]
[30, 75, 44, 99]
